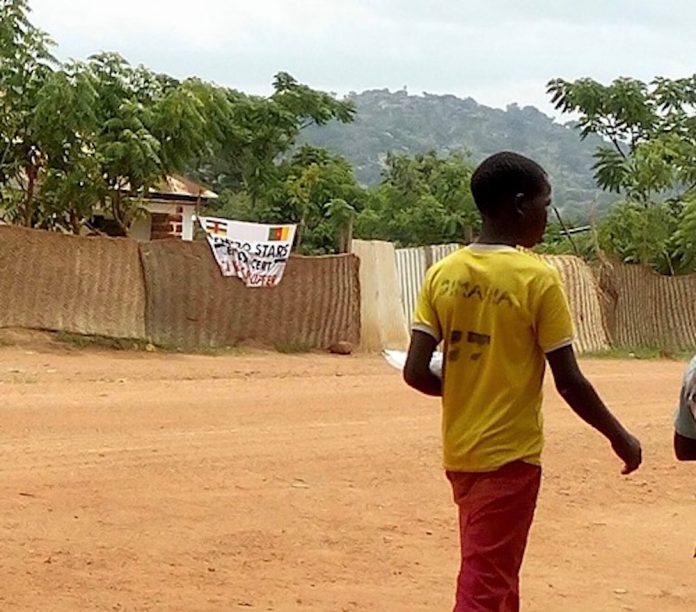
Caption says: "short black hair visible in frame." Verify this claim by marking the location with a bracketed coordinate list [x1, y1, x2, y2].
[470, 152, 548, 216]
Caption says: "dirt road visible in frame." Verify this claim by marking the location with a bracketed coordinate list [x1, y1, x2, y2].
[0, 338, 693, 611]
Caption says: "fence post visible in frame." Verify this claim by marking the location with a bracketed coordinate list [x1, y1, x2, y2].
[424, 245, 434, 270]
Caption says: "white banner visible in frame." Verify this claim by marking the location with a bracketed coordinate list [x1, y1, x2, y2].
[198, 216, 297, 288]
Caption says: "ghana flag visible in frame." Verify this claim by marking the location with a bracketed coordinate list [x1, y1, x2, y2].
[268, 226, 291, 241]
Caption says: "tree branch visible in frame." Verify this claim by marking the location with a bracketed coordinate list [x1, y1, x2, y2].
[553, 206, 580, 256]
[610, 137, 628, 161]
[0, 129, 19, 170]
[677, 180, 696, 201]
[111, 191, 129, 236]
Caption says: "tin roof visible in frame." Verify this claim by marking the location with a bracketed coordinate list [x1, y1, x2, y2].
[149, 175, 218, 200]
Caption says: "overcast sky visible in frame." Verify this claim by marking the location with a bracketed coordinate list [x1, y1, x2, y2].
[29, 0, 696, 118]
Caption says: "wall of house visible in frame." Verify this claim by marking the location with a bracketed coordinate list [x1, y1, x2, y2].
[182, 209, 194, 241]
[140, 202, 195, 241]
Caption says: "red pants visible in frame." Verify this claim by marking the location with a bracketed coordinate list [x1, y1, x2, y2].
[447, 461, 541, 612]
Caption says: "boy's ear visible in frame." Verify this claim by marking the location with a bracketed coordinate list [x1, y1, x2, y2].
[513, 192, 526, 217]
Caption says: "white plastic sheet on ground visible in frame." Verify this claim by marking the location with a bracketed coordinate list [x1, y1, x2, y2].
[382, 349, 443, 379]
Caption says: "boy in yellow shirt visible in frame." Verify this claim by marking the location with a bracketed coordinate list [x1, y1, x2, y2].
[404, 152, 642, 611]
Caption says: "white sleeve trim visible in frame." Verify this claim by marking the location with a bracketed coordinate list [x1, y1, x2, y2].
[412, 323, 441, 343]
[543, 337, 574, 354]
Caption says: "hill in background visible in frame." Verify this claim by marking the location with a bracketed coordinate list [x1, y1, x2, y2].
[302, 89, 615, 222]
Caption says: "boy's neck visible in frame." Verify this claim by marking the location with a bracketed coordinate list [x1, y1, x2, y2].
[476, 223, 520, 248]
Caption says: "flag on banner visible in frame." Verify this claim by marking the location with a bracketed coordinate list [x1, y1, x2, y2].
[204, 218, 229, 236]
[268, 226, 291, 241]
[197, 216, 296, 288]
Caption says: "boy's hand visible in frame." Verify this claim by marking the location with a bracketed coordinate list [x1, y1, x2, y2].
[610, 431, 642, 475]
[547, 346, 642, 475]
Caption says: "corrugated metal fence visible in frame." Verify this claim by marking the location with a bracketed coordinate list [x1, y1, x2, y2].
[599, 262, 696, 351]
[352, 240, 410, 351]
[142, 240, 360, 350]
[546, 256, 610, 353]
[2, 225, 695, 353]
[0, 225, 147, 339]
[394, 245, 612, 353]
[396, 243, 460, 328]
[0, 225, 360, 350]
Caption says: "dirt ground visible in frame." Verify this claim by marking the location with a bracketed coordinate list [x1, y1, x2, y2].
[0, 334, 694, 611]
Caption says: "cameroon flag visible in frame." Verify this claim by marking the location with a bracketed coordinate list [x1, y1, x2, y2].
[268, 226, 290, 241]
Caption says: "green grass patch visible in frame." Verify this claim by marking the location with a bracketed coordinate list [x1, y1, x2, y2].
[55, 333, 263, 356]
[163, 344, 252, 356]
[583, 347, 694, 361]
[274, 339, 313, 354]
[55, 331, 152, 352]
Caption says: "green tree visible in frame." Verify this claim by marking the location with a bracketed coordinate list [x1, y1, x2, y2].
[0, 1, 359, 239]
[301, 89, 612, 220]
[356, 150, 479, 247]
[536, 223, 598, 261]
[0, 3, 224, 234]
[548, 75, 696, 273]
[212, 145, 367, 254]
[194, 73, 356, 203]
[597, 201, 678, 273]
[85, 53, 224, 234]
[548, 76, 696, 203]
[0, 0, 57, 226]
[325, 198, 356, 254]
[673, 196, 696, 272]
[597, 197, 696, 276]
[31, 62, 103, 233]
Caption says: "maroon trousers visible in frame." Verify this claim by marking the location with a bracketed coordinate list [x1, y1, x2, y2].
[446, 461, 542, 612]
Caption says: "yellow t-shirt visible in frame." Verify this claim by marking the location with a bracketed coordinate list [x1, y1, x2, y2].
[413, 244, 574, 472]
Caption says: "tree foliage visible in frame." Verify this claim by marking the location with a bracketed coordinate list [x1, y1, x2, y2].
[597, 201, 677, 273]
[212, 145, 366, 254]
[0, 1, 216, 233]
[548, 75, 696, 274]
[0, 0, 57, 226]
[0, 1, 356, 240]
[536, 224, 598, 261]
[10, 1, 694, 269]
[83, 52, 225, 233]
[356, 150, 479, 247]
[548, 75, 696, 202]
[192, 73, 355, 200]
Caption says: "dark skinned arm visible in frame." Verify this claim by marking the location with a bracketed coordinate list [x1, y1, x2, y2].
[403, 330, 442, 397]
[546, 345, 642, 474]
[674, 431, 696, 461]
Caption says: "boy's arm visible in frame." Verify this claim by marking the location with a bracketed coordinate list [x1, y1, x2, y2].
[674, 432, 696, 461]
[403, 330, 442, 397]
[404, 266, 442, 397]
[546, 345, 642, 474]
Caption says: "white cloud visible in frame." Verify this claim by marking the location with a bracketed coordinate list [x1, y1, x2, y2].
[27, 0, 696, 115]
